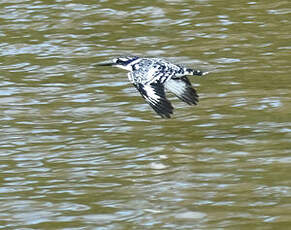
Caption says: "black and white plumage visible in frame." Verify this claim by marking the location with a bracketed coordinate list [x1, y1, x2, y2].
[97, 56, 207, 118]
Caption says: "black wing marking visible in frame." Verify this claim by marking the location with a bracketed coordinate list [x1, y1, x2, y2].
[134, 82, 174, 118]
[165, 76, 199, 105]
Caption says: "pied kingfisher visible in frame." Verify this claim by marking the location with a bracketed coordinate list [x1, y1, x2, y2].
[97, 56, 207, 118]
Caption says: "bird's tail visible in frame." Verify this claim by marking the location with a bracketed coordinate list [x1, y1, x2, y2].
[185, 68, 208, 76]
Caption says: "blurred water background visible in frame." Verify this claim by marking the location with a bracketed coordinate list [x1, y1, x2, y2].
[0, 0, 290, 229]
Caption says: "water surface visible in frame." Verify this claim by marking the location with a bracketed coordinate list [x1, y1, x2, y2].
[0, 0, 291, 229]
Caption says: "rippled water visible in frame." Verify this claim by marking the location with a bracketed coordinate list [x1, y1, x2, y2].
[1, 0, 291, 229]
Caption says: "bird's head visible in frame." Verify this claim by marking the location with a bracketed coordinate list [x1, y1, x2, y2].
[97, 56, 139, 71]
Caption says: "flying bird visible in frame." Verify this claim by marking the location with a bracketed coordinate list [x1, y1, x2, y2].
[97, 56, 207, 118]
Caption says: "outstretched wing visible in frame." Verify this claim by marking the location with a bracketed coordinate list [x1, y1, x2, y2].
[134, 82, 174, 118]
[165, 76, 199, 105]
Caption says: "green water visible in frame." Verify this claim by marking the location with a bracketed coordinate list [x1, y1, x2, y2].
[0, 0, 290, 229]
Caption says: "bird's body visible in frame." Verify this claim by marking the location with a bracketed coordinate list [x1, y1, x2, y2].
[98, 56, 206, 118]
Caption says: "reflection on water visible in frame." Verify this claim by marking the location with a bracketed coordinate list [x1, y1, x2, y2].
[1, 0, 291, 229]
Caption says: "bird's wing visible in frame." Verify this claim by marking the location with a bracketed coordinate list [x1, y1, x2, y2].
[165, 76, 199, 105]
[134, 82, 174, 118]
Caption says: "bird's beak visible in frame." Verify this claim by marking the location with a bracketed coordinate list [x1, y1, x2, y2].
[95, 62, 115, 66]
